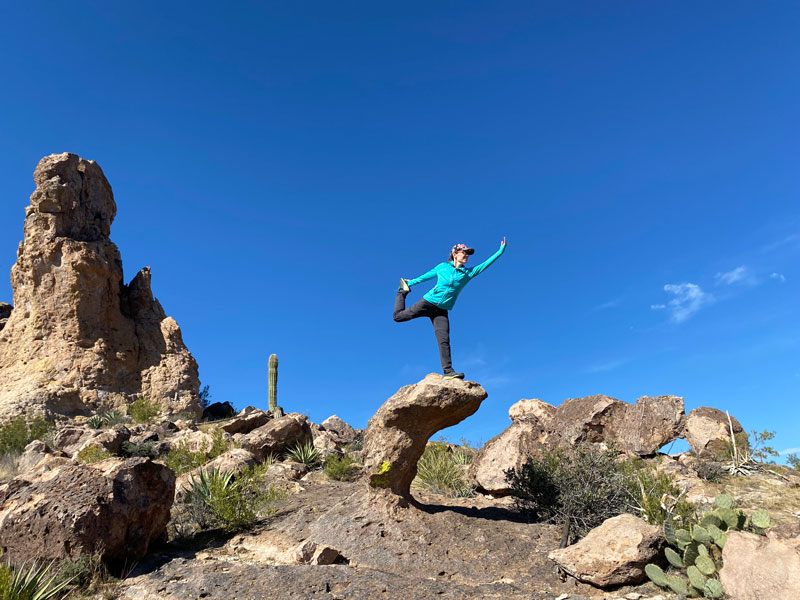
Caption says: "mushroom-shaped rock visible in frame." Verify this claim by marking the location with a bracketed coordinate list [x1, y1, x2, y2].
[548, 514, 664, 587]
[362, 374, 487, 500]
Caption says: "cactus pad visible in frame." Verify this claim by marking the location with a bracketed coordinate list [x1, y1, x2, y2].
[692, 525, 712, 544]
[665, 546, 684, 568]
[676, 528, 692, 548]
[664, 520, 677, 545]
[716, 507, 739, 529]
[665, 575, 689, 596]
[714, 493, 734, 509]
[751, 509, 770, 529]
[686, 565, 706, 590]
[645, 564, 668, 588]
[696, 554, 716, 576]
[701, 512, 722, 529]
[704, 578, 724, 599]
[683, 542, 700, 567]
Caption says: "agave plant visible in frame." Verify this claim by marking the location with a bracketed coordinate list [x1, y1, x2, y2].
[184, 468, 236, 507]
[86, 415, 104, 429]
[102, 410, 128, 426]
[286, 441, 320, 468]
[0, 560, 74, 600]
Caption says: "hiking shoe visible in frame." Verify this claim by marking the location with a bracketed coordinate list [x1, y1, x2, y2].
[443, 371, 465, 380]
[398, 278, 410, 293]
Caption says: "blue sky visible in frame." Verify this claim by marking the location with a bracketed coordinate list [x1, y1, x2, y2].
[1, 2, 798, 458]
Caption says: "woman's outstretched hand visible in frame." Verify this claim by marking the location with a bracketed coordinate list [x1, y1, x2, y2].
[501, 236, 507, 246]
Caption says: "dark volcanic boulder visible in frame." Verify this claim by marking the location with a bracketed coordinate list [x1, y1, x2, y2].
[202, 401, 237, 421]
[0, 457, 174, 563]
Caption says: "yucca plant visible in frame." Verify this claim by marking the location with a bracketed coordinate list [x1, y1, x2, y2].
[102, 410, 128, 426]
[413, 443, 474, 498]
[86, 415, 104, 429]
[286, 441, 320, 468]
[0, 559, 74, 600]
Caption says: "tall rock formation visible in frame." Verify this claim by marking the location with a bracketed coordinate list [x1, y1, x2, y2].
[0, 153, 201, 421]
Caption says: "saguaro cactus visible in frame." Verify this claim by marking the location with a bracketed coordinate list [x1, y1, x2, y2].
[268, 353, 283, 416]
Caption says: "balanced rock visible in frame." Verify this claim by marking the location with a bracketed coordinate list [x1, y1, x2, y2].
[0, 457, 174, 563]
[362, 374, 487, 501]
[720, 531, 800, 600]
[0, 153, 200, 421]
[548, 514, 663, 587]
[472, 394, 685, 495]
[684, 407, 744, 458]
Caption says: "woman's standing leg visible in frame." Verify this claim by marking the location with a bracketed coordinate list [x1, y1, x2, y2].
[430, 310, 453, 374]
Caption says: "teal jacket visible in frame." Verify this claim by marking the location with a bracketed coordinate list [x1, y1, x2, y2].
[406, 243, 506, 310]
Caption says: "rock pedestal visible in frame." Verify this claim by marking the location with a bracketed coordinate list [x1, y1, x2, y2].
[0, 153, 200, 421]
[362, 374, 487, 501]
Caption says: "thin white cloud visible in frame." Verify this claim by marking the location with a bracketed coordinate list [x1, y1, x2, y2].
[586, 358, 629, 373]
[591, 298, 622, 312]
[715, 266, 750, 285]
[762, 233, 800, 253]
[770, 272, 786, 282]
[653, 283, 714, 323]
[779, 447, 800, 456]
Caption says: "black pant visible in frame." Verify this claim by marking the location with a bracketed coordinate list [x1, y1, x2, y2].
[393, 292, 452, 373]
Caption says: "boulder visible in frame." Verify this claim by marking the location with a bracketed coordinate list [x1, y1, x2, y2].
[685, 407, 744, 458]
[471, 394, 685, 495]
[202, 401, 236, 421]
[17, 439, 66, 473]
[311, 425, 339, 457]
[320, 415, 358, 444]
[0, 457, 174, 563]
[287, 540, 342, 565]
[220, 407, 270, 435]
[0, 153, 201, 422]
[52, 425, 95, 456]
[548, 514, 663, 587]
[75, 424, 131, 456]
[362, 374, 487, 501]
[239, 413, 312, 461]
[0, 302, 10, 331]
[169, 429, 215, 453]
[719, 531, 800, 600]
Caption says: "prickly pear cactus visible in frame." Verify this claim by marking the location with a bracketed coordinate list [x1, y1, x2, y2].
[647, 494, 771, 598]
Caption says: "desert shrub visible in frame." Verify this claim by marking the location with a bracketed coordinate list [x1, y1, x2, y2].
[53, 548, 123, 598]
[412, 442, 474, 498]
[163, 444, 208, 476]
[718, 428, 780, 475]
[162, 428, 235, 476]
[76, 445, 113, 464]
[0, 451, 21, 480]
[129, 397, 160, 424]
[0, 417, 54, 457]
[618, 459, 694, 528]
[323, 453, 358, 481]
[787, 453, 800, 471]
[507, 445, 629, 544]
[198, 385, 211, 409]
[286, 441, 320, 468]
[695, 460, 726, 483]
[0, 559, 73, 600]
[119, 440, 158, 459]
[180, 465, 286, 533]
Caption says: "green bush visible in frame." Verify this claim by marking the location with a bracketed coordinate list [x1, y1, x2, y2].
[0, 417, 54, 457]
[787, 453, 800, 471]
[412, 442, 474, 498]
[162, 428, 235, 476]
[506, 444, 629, 544]
[129, 397, 160, 424]
[76, 445, 113, 464]
[618, 459, 695, 528]
[181, 465, 286, 533]
[119, 440, 158, 459]
[323, 453, 358, 481]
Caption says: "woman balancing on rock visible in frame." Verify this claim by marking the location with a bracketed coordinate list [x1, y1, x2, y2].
[393, 238, 506, 379]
